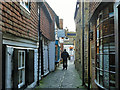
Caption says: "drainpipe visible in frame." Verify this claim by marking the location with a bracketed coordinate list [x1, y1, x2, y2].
[88, 20, 90, 90]
[82, 1, 85, 86]
[88, 2, 91, 89]
[37, 2, 43, 86]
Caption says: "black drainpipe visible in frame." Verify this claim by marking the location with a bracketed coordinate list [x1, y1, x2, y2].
[82, 1, 85, 86]
[37, 2, 43, 86]
[88, 20, 90, 90]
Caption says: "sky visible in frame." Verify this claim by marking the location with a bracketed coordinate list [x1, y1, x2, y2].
[46, 0, 77, 32]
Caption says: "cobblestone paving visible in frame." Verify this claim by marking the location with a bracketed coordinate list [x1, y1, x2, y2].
[36, 60, 86, 89]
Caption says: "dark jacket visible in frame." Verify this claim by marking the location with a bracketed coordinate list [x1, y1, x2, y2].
[61, 51, 69, 61]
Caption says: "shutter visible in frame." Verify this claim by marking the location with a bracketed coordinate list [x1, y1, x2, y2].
[26, 50, 34, 85]
[13, 49, 18, 89]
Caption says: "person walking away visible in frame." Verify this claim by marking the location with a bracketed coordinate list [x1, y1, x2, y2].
[61, 49, 70, 70]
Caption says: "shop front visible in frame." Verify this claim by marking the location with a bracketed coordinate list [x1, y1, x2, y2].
[90, 2, 120, 89]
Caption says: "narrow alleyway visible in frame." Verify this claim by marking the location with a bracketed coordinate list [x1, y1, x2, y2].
[36, 60, 86, 89]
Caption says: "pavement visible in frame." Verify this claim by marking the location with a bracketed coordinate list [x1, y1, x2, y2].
[36, 59, 86, 89]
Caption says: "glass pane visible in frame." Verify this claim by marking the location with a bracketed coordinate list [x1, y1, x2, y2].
[104, 54, 109, 71]
[110, 43, 115, 54]
[109, 54, 115, 65]
[97, 69, 99, 83]
[25, 2, 29, 8]
[104, 72, 109, 88]
[18, 52, 21, 68]
[103, 20, 109, 36]
[97, 54, 99, 68]
[100, 74, 103, 86]
[110, 73, 115, 87]
[100, 28, 102, 38]
[22, 52, 25, 67]
[109, 4, 114, 13]
[103, 44, 109, 54]
[109, 18, 114, 34]
[22, 69, 25, 83]
[19, 70, 22, 84]
[103, 7, 109, 19]
[99, 54, 103, 73]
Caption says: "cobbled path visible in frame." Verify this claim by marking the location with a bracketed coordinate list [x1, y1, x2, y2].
[36, 60, 86, 89]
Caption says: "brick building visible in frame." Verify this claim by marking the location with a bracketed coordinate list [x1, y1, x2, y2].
[0, 1, 58, 89]
[74, 0, 120, 89]
[0, 2, 39, 89]
[39, 2, 58, 76]
[74, 1, 89, 87]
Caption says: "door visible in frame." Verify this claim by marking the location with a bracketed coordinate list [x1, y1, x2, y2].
[43, 45, 49, 75]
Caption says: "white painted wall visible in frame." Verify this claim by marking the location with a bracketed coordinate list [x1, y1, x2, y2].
[48, 41, 55, 72]
[5, 46, 13, 88]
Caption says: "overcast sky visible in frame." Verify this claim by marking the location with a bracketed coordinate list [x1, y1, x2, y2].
[46, 0, 77, 32]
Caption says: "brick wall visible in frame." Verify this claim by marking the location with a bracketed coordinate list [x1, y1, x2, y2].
[89, 2, 101, 18]
[90, 22, 98, 88]
[40, 3, 55, 41]
[0, 2, 38, 41]
[89, 1, 101, 88]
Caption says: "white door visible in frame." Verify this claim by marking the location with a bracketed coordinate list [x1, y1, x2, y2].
[48, 41, 55, 72]
[44, 45, 49, 75]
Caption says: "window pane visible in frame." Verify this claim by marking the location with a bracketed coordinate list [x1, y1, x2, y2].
[109, 18, 114, 34]
[22, 69, 25, 83]
[110, 43, 115, 54]
[100, 74, 103, 86]
[104, 72, 109, 88]
[99, 54, 103, 72]
[22, 52, 25, 67]
[97, 69, 99, 83]
[18, 52, 22, 68]
[103, 20, 109, 36]
[103, 7, 109, 19]
[25, 2, 29, 8]
[97, 55, 99, 68]
[104, 54, 109, 71]
[19, 70, 22, 84]
[110, 73, 115, 87]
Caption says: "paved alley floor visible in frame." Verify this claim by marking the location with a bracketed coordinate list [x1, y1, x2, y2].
[36, 60, 86, 89]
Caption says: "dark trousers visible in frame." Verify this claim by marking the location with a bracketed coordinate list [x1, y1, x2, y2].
[63, 60, 67, 69]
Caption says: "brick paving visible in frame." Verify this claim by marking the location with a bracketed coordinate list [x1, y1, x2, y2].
[36, 59, 86, 89]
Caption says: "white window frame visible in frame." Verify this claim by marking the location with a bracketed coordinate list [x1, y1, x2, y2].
[20, 0, 30, 13]
[18, 50, 25, 88]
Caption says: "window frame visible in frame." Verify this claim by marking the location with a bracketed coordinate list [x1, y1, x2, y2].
[18, 50, 25, 88]
[95, 3, 115, 88]
[20, 0, 31, 13]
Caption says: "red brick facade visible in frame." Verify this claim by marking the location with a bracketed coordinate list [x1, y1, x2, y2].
[89, 2, 101, 18]
[0, 2, 38, 41]
[40, 2, 55, 41]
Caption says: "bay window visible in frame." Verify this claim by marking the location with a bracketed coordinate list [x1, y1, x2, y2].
[95, 3, 115, 88]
